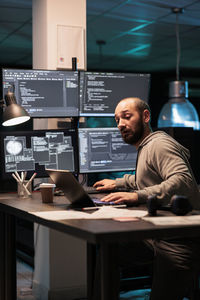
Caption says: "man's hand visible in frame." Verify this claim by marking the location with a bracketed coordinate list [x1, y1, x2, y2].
[101, 192, 139, 205]
[93, 179, 116, 191]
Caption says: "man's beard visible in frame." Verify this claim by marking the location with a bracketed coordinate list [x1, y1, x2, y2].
[120, 118, 144, 145]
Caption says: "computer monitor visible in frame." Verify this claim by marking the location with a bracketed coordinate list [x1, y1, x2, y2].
[0, 128, 78, 180]
[79, 71, 151, 116]
[78, 127, 137, 173]
[2, 68, 79, 117]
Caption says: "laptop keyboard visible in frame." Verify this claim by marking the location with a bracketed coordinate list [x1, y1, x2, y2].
[92, 197, 123, 206]
[83, 185, 133, 194]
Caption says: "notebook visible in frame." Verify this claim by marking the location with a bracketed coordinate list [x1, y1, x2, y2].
[46, 169, 120, 208]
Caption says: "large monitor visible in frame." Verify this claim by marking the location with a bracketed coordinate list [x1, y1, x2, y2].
[79, 71, 151, 116]
[2, 68, 79, 117]
[0, 128, 78, 179]
[78, 127, 137, 173]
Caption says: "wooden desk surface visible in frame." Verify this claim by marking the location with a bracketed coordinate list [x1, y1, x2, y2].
[1, 191, 200, 300]
[0, 192, 200, 245]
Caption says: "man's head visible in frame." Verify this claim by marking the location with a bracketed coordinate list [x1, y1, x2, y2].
[115, 97, 152, 148]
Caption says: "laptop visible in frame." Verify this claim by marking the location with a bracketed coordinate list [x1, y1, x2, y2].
[46, 169, 120, 208]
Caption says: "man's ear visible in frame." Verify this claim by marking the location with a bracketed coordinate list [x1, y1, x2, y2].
[143, 109, 150, 123]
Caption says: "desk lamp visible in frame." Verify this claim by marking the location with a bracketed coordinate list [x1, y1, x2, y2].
[1, 90, 30, 126]
[157, 8, 199, 130]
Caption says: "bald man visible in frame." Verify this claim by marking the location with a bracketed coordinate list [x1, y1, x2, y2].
[93, 97, 200, 300]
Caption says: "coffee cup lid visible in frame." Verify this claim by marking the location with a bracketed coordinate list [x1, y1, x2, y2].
[39, 183, 56, 188]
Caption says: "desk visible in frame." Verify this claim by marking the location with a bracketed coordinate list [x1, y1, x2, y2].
[1, 192, 200, 300]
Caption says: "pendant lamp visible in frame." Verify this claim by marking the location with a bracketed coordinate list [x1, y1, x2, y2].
[157, 8, 199, 130]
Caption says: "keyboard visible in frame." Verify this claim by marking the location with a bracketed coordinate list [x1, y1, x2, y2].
[92, 197, 123, 206]
[83, 185, 133, 194]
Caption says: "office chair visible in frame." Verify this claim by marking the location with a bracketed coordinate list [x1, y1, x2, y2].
[119, 261, 153, 293]
[189, 272, 200, 300]
[120, 267, 200, 300]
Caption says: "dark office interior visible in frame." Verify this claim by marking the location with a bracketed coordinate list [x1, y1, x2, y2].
[1, 1, 200, 300]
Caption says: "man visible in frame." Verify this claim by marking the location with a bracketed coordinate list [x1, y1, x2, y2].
[94, 97, 200, 299]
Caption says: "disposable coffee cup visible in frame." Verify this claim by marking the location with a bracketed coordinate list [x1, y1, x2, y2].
[39, 183, 56, 203]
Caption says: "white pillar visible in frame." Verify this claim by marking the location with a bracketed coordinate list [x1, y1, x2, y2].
[32, 1, 87, 299]
[33, 225, 87, 300]
[32, 0, 86, 70]
[32, 0, 87, 130]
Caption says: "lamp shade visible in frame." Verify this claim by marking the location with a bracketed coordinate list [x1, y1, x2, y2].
[157, 81, 199, 130]
[2, 91, 30, 126]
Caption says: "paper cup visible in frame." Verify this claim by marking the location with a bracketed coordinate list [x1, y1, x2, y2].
[39, 183, 56, 203]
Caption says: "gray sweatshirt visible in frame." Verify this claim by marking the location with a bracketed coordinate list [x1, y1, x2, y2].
[116, 131, 200, 209]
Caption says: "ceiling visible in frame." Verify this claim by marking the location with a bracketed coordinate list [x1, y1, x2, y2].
[0, 0, 200, 75]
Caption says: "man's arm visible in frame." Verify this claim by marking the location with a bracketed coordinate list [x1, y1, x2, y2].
[93, 174, 136, 191]
[135, 137, 200, 208]
[93, 179, 117, 191]
[93, 176, 140, 205]
[101, 191, 139, 205]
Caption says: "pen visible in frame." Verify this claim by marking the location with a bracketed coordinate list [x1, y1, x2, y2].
[82, 207, 99, 211]
[22, 183, 31, 196]
[113, 204, 127, 208]
[12, 173, 20, 183]
[15, 171, 22, 182]
[82, 204, 127, 211]
[97, 203, 127, 208]
[23, 171, 27, 181]
[25, 172, 37, 188]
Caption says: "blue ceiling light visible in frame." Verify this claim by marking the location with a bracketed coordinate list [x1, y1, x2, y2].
[110, 20, 153, 42]
[128, 32, 152, 37]
[121, 44, 150, 56]
[129, 22, 153, 32]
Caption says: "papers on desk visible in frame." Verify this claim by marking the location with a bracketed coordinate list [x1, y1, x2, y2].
[29, 207, 147, 221]
[143, 214, 200, 226]
[89, 206, 147, 219]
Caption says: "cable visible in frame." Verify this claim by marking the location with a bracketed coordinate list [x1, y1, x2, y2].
[78, 173, 87, 185]
[175, 12, 181, 81]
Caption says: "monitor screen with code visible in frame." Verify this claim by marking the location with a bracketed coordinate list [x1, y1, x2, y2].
[2, 68, 79, 117]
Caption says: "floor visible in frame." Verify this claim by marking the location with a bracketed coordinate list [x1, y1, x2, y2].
[17, 259, 34, 300]
[17, 258, 151, 300]
[17, 259, 192, 300]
